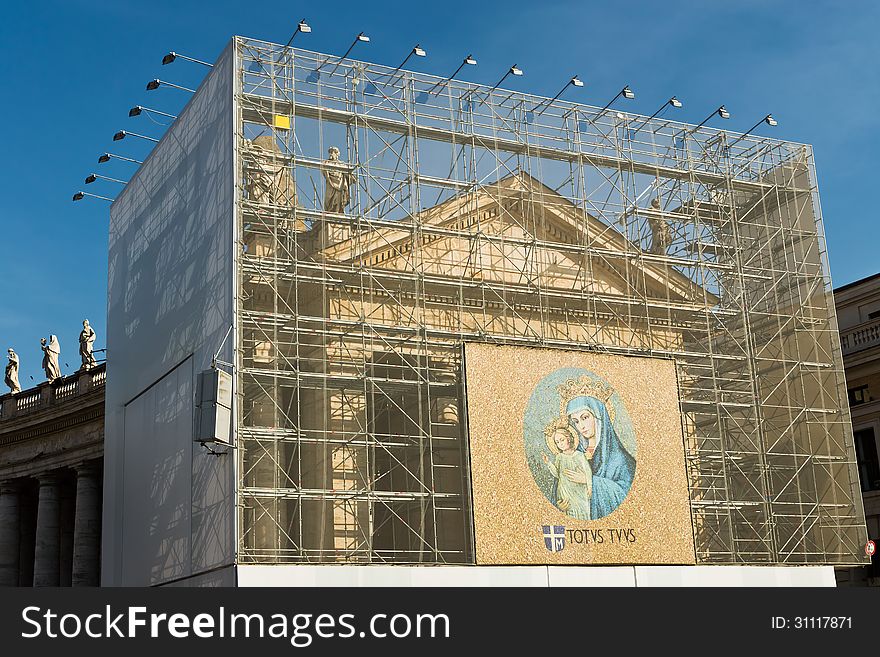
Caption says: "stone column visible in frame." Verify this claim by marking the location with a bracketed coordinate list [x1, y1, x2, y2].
[59, 482, 75, 587]
[33, 473, 61, 587]
[72, 462, 101, 587]
[18, 486, 36, 587]
[0, 482, 21, 586]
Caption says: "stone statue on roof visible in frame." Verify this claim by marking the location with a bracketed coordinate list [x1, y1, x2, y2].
[247, 135, 297, 206]
[80, 319, 97, 370]
[41, 335, 62, 382]
[5, 348, 21, 394]
[321, 146, 355, 214]
[647, 197, 672, 255]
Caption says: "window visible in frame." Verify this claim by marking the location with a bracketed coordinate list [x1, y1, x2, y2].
[854, 428, 880, 492]
[849, 385, 871, 406]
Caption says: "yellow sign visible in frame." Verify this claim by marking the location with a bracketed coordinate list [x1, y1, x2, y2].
[273, 115, 291, 130]
[464, 343, 695, 565]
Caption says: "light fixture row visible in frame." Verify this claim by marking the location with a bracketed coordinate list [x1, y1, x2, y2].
[72, 19, 779, 204]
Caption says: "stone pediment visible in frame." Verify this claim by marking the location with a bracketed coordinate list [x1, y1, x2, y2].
[319, 172, 713, 304]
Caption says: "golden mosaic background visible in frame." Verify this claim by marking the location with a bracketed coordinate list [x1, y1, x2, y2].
[464, 343, 696, 565]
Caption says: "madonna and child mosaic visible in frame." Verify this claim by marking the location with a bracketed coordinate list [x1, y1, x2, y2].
[464, 343, 696, 565]
[525, 369, 637, 521]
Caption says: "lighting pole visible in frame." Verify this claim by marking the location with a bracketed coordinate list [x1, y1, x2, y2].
[145, 79, 195, 93]
[631, 97, 683, 132]
[491, 64, 523, 91]
[284, 19, 312, 49]
[396, 44, 427, 72]
[727, 114, 778, 147]
[97, 153, 143, 165]
[72, 191, 114, 202]
[112, 130, 159, 144]
[129, 105, 177, 120]
[162, 52, 212, 67]
[85, 173, 126, 185]
[328, 32, 370, 75]
[693, 105, 730, 131]
[534, 75, 583, 115]
[597, 85, 635, 115]
[428, 54, 477, 95]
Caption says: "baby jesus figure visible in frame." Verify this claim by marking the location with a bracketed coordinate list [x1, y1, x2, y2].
[542, 420, 593, 521]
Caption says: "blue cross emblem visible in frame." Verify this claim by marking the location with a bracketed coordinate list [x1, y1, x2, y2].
[543, 525, 566, 552]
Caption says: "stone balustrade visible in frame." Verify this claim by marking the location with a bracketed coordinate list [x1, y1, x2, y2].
[841, 318, 880, 356]
[0, 363, 106, 421]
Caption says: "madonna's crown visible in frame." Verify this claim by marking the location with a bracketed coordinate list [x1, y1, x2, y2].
[557, 375, 616, 423]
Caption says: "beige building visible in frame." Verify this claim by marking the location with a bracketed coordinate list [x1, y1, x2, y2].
[0, 364, 104, 586]
[835, 273, 880, 585]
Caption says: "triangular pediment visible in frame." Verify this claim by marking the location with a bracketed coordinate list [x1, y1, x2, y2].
[319, 172, 714, 304]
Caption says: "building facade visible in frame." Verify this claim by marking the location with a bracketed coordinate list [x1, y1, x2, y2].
[102, 36, 868, 586]
[834, 273, 880, 585]
[0, 363, 104, 586]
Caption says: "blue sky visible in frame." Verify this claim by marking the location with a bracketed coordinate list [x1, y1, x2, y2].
[1, 0, 878, 384]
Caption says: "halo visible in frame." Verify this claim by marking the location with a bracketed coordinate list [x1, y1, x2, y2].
[544, 418, 578, 454]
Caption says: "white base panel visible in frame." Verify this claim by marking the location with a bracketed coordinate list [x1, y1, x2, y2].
[234, 565, 836, 587]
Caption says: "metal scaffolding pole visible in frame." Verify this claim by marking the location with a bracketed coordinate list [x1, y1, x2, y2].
[231, 36, 867, 566]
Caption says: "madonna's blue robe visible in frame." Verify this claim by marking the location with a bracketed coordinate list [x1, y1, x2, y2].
[563, 395, 636, 520]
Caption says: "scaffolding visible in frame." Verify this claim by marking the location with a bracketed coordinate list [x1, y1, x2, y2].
[231, 36, 868, 565]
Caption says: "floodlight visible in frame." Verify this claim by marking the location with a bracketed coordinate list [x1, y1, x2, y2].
[491, 64, 524, 91]
[534, 75, 583, 115]
[598, 85, 636, 115]
[632, 96, 684, 132]
[728, 114, 779, 147]
[328, 32, 372, 74]
[72, 191, 113, 202]
[112, 130, 159, 143]
[145, 79, 195, 93]
[97, 152, 143, 165]
[694, 105, 730, 130]
[129, 105, 177, 120]
[162, 51, 212, 67]
[395, 44, 428, 74]
[429, 54, 479, 95]
[284, 19, 312, 48]
[85, 173, 126, 185]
